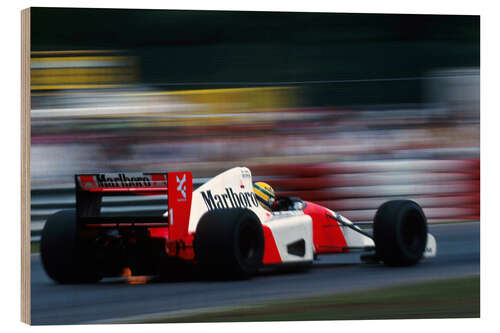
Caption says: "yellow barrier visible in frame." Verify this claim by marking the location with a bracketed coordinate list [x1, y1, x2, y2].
[30, 52, 139, 89]
[31, 67, 138, 85]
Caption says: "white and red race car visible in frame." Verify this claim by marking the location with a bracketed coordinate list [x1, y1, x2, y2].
[41, 167, 437, 282]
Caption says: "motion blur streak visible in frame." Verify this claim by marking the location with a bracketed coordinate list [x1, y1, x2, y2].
[30, 50, 139, 90]
[28, 9, 480, 323]
[30, 10, 480, 237]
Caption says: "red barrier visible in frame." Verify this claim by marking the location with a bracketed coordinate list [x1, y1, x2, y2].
[252, 159, 479, 223]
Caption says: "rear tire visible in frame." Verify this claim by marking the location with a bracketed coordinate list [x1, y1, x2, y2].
[41, 209, 101, 283]
[373, 200, 427, 266]
[194, 208, 264, 279]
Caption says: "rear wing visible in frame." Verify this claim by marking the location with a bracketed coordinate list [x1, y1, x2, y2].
[75, 171, 193, 240]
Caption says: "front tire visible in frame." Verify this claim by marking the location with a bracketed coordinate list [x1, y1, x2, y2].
[194, 208, 265, 279]
[40, 209, 101, 283]
[373, 200, 428, 266]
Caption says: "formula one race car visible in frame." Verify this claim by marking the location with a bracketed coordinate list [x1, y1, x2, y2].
[41, 167, 437, 283]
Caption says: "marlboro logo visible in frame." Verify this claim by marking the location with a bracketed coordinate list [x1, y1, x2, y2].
[96, 174, 152, 187]
[79, 173, 162, 189]
[201, 188, 259, 210]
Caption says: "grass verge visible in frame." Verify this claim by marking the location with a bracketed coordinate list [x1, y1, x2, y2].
[143, 276, 479, 323]
[31, 242, 40, 254]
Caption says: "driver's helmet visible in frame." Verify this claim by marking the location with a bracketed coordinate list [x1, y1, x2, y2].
[253, 182, 275, 211]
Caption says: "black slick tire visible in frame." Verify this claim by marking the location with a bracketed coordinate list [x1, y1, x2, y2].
[194, 208, 265, 279]
[40, 209, 101, 283]
[373, 200, 428, 266]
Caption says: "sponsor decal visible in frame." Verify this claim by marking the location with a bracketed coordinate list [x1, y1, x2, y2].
[176, 174, 187, 201]
[201, 188, 259, 210]
[93, 173, 153, 188]
[241, 169, 251, 179]
[240, 169, 251, 188]
[271, 210, 304, 217]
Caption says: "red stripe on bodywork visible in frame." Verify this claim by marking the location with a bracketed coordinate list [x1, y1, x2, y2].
[262, 225, 282, 264]
[151, 174, 168, 187]
[88, 187, 168, 193]
[167, 172, 193, 241]
[304, 201, 348, 254]
[148, 227, 169, 238]
[87, 223, 170, 227]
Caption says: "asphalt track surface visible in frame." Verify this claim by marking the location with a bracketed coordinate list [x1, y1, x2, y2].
[31, 222, 479, 325]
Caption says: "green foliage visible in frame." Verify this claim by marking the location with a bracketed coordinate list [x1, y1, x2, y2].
[146, 276, 479, 322]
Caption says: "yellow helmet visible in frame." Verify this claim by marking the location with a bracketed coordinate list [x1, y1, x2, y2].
[253, 182, 275, 211]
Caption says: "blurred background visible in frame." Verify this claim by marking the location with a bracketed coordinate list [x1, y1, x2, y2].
[30, 8, 479, 239]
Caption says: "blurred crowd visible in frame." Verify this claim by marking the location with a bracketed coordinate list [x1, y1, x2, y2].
[29, 10, 479, 222]
[31, 68, 479, 187]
